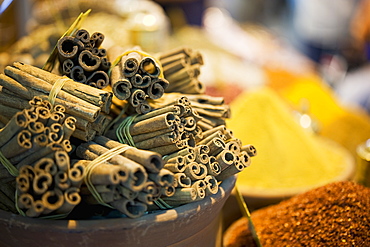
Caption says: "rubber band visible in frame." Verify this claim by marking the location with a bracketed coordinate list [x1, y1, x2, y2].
[48, 76, 69, 106]
[108, 49, 164, 79]
[84, 145, 134, 208]
[103, 104, 128, 136]
[0, 151, 19, 177]
[14, 190, 26, 216]
[154, 198, 173, 210]
[40, 213, 69, 220]
[115, 115, 138, 147]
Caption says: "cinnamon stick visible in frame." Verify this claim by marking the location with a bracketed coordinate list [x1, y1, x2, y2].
[94, 135, 164, 174]
[164, 156, 186, 173]
[184, 162, 207, 181]
[0, 111, 29, 148]
[161, 187, 197, 206]
[5, 66, 102, 115]
[0, 129, 32, 159]
[55, 187, 81, 214]
[148, 168, 174, 187]
[205, 156, 222, 177]
[216, 150, 235, 171]
[34, 157, 58, 176]
[32, 172, 53, 195]
[75, 144, 147, 192]
[204, 175, 219, 196]
[241, 144, 257, 157]
[41, 189, 64, 215]
[173, 173, 191, 188]
[110, 198, 147, 218]
[12, 62, 113, 113]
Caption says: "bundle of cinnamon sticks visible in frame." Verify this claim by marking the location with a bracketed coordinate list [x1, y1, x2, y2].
[75, 135, 174, 218]
[108, 46, 169, 114]
[106, 87, 256, 208]
[57, 29, 111, 89]
[156, 124, 256, 207]
[0, 97, 84, 217]
[0, 62, 113, 141]
[158, 47, 205, 94]
[16, 150, 84, 217]
[149, 93, 231, 132]
[106, 95, 203, 156]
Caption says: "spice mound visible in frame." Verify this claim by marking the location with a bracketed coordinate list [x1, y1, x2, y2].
[227, 87, 355, 200]
[224, 181, 370, 247]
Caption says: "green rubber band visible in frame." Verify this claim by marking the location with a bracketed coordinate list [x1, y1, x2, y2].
[103, 104, 128, 135]
[84, 145, 134, 208]
[154, 200, 167, 210]
[40, 213, 69, 220]
[0, 151, 19, 177]
[116, 115, 138, 147]
[14, 190, 26, 216]
[154, 198, 173, 210]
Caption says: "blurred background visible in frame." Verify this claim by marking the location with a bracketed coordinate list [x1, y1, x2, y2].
[1, 0, 370, 110]
[1, 0, 370, 230]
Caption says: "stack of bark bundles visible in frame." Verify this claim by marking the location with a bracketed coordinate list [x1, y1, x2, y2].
[0, 97, 84, 218]
[108, 46, 169, 114]
[0, 62, 113, 141]
[75, 135, 175, 218]
[150, 95, 256, 207]
[160, 128, 256, 207]
[150, 93, 231, 132]
[105, 95, 202, 157]
[0, 41, 257, 218]
[106, 91, 257, 208]
[57, 29, 110, 89]
[158, 47, 205, 94]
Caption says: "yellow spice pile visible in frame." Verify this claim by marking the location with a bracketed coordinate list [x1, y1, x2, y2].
[227, 87, 354, 195]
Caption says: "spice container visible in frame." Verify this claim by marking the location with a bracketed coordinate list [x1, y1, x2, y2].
[0, 174, 235, 247]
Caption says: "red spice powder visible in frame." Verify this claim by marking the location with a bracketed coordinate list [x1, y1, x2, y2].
[224, 181, 370, 247]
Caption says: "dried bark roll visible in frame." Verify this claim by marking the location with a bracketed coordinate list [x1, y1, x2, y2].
[12, 62, 113, 113]
[129, 112, 178, 136]
[85, 70, 110, 89]
[184, 162, 207, 181]
[161, 187, 197, 206]
[75, 143, 147, 192]
[205, 156, 222, 177]
[55, 187, 81, 214]
[203, 175, 218, 196]
[57, 36, 83, 62]
[91, 32, 105, 48]
[216, 150, 235, 171]
[0, 111, 29, 148]
[164, 156, 186, 173]
[173, 173, 191, 188]
[78, 50, 101, 72]
[94, 135, 164, 174]
[111, 78, 132, 100]
[147, 78, 169, 100]
[241, 144, 257, 157]
[110, 198, 147, 219]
